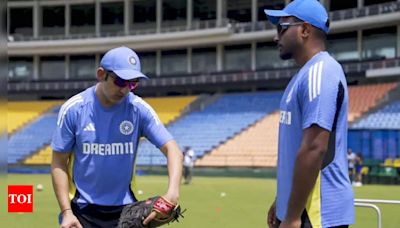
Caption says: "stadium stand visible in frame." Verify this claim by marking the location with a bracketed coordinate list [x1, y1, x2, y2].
[144, 96, 197, 124]
[21, 96, 196, 165]
[348, 92, 400, 179]
[20, 83, 399, 166]
[8, 101, 61, 134]
[194, 83, 399, 167]
[24, 146, 52, 165]
[352, 100, 400, 129]
[348, 83, 397, 122]
[5, 0, 400, 193]
[136, 91, 282, 166]
[196, 112, 279, 167]
[8, 0, 400, 97]
[8, 108, 58, 164]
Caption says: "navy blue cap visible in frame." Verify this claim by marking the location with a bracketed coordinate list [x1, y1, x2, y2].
[100, 46, 148, 80]
[264, 0, 329, 34]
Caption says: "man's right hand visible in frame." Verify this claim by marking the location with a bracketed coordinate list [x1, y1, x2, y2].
[60, 210, 83, 228]
[267, 199, 277, 228]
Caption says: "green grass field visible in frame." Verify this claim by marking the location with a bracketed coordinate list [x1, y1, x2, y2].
[5, 174, 400, 227]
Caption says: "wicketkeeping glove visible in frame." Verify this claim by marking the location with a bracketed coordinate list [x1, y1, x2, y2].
[117, 196, 184, 228]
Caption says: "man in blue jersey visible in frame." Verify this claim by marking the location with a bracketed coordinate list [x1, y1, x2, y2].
[264, 1, 354, 227]
[51, 46, 183, 228]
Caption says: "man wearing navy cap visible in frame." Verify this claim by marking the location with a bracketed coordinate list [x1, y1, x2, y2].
[51, 46, 183, 227]
[264, 1, 354, 228]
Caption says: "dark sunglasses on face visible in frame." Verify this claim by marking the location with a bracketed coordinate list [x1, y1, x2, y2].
[106, 71, 139, 90]
[277, 22, 304, 35]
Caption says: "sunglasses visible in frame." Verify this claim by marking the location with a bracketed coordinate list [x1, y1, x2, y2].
[106, 71, 139, 90]
[277, 22, 304, 35]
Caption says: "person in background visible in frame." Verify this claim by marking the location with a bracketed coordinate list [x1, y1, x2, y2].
[183, 146, 195, 185]
[353, 153, 363, 187]
[347, 149, 356, 183]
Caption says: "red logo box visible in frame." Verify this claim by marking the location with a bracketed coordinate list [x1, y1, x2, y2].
[8, 185, 33, 213]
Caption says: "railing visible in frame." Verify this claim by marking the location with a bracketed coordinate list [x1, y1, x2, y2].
[8, 58, 400, 93]
[229, 21, 273, 33]
[342, 57, 400, 73]
[231, 1, 400, 33]
[8, 1, 399, 42]
[7, 69, 297, 93]
[330, 1, 400, 21]
[354, 199, 400, 228]
[8, 19, 229, 42]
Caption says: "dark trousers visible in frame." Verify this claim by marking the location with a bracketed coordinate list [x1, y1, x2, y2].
[183, 166, 193, 184]
[69, 201, 125, 228]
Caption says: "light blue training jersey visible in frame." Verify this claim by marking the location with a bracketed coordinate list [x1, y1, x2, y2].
[51, 86, 173, 206]
[276, 52, 354, 227]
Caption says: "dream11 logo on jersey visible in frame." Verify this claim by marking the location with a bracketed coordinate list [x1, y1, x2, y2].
[8, 185, 33, 213]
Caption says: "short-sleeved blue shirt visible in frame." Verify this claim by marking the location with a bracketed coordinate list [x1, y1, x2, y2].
[51, 86, 173, 206]
[276, 52, 354, 227]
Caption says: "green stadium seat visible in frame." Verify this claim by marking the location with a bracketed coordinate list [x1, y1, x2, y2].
[377, 167, 398, 184]
[367, 166, 380, 184]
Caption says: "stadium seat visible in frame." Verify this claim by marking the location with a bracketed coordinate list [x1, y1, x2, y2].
[8, 101, 62, 134]
[366, 166, 380, 184]
[363, 159, 382, 168]
[144, 96, 197, 124]
[12, 96, 196, 166]
[383, 158, 394, 167]
[8, 112, 58, 164]
[138, 91, 283, 166]
[377, 167, 398, 184]
[361, 166, 369, 175]
[196, 112, 280, 168]
[393, 159, 400, 168]
[352, 98, 400, 129]
[24, 146, 52, 165]
[348, 83, 397, 123]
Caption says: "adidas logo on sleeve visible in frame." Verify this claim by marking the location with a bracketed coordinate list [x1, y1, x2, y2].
[83, 123, 96, 132]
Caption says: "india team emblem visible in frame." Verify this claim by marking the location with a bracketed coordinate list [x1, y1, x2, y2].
[120, 120, 134, 135]
[128, 56, 137, 66]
